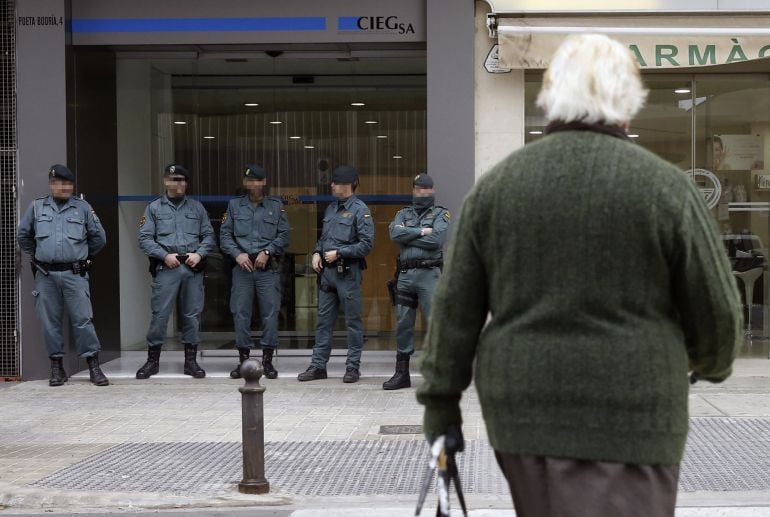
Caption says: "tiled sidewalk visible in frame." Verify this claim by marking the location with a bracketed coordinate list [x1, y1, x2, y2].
[0, 354, 768, 514]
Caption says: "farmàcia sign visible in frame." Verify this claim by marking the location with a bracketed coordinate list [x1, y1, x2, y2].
[498, 35, 770, 69]
[630, 40, 770, 68]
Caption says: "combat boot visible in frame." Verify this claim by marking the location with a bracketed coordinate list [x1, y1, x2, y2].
[183, 344, 206, 378]
[136, 347, 161, 379]
[262, 348, 278, 379]
[230, 348, 251, 379]
[86, 353, 110, 386]
[343, 367, 361, 384]
[49, 357, 68, 387]
[297, 365, 327, 381]
[382, 353, 411, 390]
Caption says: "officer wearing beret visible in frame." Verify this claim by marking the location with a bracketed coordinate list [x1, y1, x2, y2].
[298, 165, 374, 383]
[136, 164, 215, 379]
[383, 172, 450, 390]
[17, 164, 109, 387]
[220, 164, 290, 379]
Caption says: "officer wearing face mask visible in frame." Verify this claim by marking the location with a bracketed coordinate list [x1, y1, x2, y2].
[383, 173, 450, 390]
[220, 164, 290, 380]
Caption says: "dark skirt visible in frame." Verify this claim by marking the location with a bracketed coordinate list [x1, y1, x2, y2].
[494, 451, 680, 517]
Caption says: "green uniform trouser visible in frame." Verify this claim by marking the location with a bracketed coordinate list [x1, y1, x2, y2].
[395, 266, 440, 355]
[33, 270, 101, 358]
[230, 265, 281, 350]
[146, 264, 204, 348]
[311, 263, 364, 369]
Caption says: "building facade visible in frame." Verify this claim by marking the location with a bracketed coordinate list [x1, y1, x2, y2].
[5, 0, 767, 380]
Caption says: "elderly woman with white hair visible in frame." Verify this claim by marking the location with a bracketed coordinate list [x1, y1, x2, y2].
[417, 34, 742, 516]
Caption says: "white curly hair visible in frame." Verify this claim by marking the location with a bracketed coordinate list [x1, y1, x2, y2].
[536, 34, 648, 125]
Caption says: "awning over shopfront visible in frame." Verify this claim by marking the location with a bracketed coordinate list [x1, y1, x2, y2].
[496, 17, 770, 69]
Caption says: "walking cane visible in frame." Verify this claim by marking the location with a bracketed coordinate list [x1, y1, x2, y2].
[415, 436, 468, 517]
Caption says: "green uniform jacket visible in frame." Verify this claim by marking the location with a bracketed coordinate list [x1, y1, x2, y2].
[417, 129, 743, 466]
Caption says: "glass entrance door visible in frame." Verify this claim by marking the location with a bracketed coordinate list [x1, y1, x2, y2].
[117, 48, 427, 350]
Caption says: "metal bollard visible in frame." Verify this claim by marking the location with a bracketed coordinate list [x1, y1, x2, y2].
[238, 359, 270, 494]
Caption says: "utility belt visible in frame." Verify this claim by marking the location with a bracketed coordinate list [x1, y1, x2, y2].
[322, 256, 367, 274]
[33, 259, 92, 277]
[148, 253, 207, 278]
[317, 256, 366, 294]
[397, 258, 443, 272]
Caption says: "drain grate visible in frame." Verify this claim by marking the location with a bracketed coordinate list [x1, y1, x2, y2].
[32, 418, 770, 496]
[379, 425, 423, 435]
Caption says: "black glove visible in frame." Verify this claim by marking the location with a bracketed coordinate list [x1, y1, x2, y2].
[428, 424, 465, 455]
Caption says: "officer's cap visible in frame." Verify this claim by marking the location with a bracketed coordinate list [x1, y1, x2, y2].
[413, 173, 434, 189]
[164, 163, 189, 179]
[243, 164, 266, 180]
[49, 164, 74, 182]
[331, 165, 359, 184]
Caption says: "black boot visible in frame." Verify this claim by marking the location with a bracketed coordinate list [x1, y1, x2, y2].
[230, 348, 251, 379]
[382, 353, 411, 390]
[49, 357, 68, 387]
[262, 348, 278, 379]
[183, 344, 206, 378]
[86, 354, 110, 386]
[136, 347, 161, 379]
[297, 365, 327, 381]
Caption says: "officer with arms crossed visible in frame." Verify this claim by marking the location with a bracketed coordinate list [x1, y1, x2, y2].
[17, 164, 109, 387]
[220, 164, 290, 379]
[136, 164, 215, 379]
[298, 165, 374, 383]
[384, 173, 450, 390]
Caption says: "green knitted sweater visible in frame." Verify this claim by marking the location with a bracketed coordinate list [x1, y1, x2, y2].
[417, 129, 742, 466]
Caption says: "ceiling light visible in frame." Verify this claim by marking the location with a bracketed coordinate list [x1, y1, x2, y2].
[289, 136, 302, 140]
[304, 145, 315, 149]
[244, 103, 259, 107]
[376, 135, 388, 139]
[674, 88, 691, 94]
[528, 130, 543, 135]
[203, 136, 215, 139]
[351, 102, 365, 107]
[364, 120, 378, 124]
[392, 155, 403, 159]
[269, 121, 282, 125]
[173, 121, 187, 125]
[628, 134, 640, 138]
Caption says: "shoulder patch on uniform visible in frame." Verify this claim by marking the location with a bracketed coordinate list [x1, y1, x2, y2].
[221, 211, 228, 224]
[443, 211, 451, 221]
[138, 215, 146, 227]
[363, 213, 371, 218]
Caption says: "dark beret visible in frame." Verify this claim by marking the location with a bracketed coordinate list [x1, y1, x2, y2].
[243, 164, 266, 180]
[413, 173, 434, 188]
[164, 163, 189, 179]
[48, 164, 74, 182]
[331, 165, 359, 184]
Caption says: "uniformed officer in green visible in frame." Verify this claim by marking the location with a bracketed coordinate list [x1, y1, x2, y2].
[17, 164, 109, 387]
[220, 164, 290, 379]
[136, 164, 216, 379]
[298, 165, 374, 383]
[383, 173, 450, 390]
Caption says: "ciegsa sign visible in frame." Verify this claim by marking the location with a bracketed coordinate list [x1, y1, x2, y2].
[346, 16, 415, 35]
